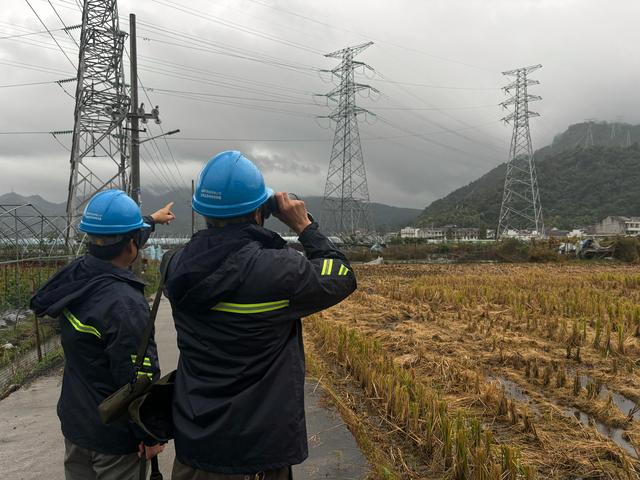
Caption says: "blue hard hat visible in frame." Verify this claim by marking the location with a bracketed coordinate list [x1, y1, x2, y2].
[192, 150, 273, 218]
[79, 189, 151, 235]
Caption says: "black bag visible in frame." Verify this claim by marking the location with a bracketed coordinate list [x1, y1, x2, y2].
[98, 249, 178, 443]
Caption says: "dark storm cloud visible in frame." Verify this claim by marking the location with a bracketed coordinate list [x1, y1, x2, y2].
[1, 0, 639, 208]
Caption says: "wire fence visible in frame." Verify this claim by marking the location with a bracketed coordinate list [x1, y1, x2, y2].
[0, 333, 61, 392]
[0, 256, 73, 394]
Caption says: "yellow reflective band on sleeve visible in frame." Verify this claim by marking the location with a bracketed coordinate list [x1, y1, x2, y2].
[321, 259, 334, 276]
[136, 371, 153, 379]
[211, 300, 290, 314]
[63, 308, 101, 339]
[338, 264, 350, 276]
[130, 355, 152, 367]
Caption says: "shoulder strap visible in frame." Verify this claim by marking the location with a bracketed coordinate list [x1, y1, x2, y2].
[131, 248, 180, 380]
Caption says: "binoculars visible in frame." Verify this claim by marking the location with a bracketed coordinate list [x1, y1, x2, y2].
[261, 194, 314, 222]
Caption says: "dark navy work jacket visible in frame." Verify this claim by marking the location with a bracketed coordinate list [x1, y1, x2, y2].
[30, 251, 160, 454]
[164, 222, 356, 474]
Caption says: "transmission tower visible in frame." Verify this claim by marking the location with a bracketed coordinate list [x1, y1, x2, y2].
[497, 64, 544, 239]
[584, 119, 595, 147]
[66, 0, 130, 242]
[318, 42, 377, 236]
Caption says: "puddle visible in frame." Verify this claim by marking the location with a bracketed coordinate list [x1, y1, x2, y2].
[579, 374, 640, 421]
[565, 408, 638, 459]
[488, 375, 539, 412]
[488, 373, 638, 458]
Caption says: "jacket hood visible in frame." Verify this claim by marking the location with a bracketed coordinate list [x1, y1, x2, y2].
[30, 254, 145, 318]
[165, 223, 286, 311]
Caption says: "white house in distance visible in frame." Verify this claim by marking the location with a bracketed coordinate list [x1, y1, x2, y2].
[590, 216, 640, 237]
[400, 226, 479, 242]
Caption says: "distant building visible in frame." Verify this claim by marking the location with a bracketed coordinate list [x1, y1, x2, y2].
[399, 226, 478, 242]
[626, 219, 640, 235]
[400, 227, 420, 238]
[591, 216, 640, 237]
[421, 227, 446, 241]
[449, 227, 479, 242]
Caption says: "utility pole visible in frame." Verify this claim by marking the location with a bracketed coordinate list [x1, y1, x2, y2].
[318, 42, 377, 236]
[129, 13, 140, 206]
[497, 64, 544, 239]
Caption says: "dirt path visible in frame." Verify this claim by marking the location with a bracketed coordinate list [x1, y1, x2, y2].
[0, 300, 369, 479]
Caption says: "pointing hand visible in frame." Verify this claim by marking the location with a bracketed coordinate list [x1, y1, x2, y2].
[151, 202, 176, 225]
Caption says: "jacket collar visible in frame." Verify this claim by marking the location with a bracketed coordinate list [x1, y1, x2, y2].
[83, 254, 145, 287]
[195, 223, 286, 250]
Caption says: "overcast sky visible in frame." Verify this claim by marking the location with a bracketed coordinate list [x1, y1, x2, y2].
[1, 0, 639, 209]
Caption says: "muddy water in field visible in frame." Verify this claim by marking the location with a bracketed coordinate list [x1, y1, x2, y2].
[567, 409, 638, 458]
[578, 374, 640, 421]
[491, 374, 638, 458]
[489, 375, 539, 411]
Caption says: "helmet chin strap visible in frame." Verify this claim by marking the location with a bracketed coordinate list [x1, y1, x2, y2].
[130, 239, 140, 265]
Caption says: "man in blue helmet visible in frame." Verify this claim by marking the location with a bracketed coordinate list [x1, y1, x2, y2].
[30, 189, 176, 480]
[164, 151, 357, 480]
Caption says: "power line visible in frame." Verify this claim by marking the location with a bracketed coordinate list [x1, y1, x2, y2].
[133, 17, 320, 72]
[372, 78, 499, 91]
[146, 87, 315, 105]
[0, 59, 74, 76]
[140, 35, 317, 76]
[2, 23, 317, 100]
[376, 103, 498, 111]
[23, 0, 76, 69]
[146, 88, 316, 118]
[0, 80, 63, 88]
[0, 131, 59, 134]
[136, 63, 312, 100]
[0, 26, 66, 39]
[376, 71, 505, 154]
[138, 54, 314, 96]
[376, 115, 491, 161]
[167, 137, 332, 142]
[137, 73, 191, 195]
[244, 0, 498, 73]
[149, 0, 323, 55]
[47, 0, 80, 48]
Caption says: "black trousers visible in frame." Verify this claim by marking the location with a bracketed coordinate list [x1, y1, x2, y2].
[171, 458, 292, 480]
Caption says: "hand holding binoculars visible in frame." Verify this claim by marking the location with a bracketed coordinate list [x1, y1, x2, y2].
[261, 193, 315, 224]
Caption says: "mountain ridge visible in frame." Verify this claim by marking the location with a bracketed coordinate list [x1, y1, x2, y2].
[417, 121, 640, 230]
[0, 192, 420, 235]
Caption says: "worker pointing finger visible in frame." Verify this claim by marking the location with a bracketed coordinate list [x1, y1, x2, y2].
[30, 189, 173, 480]
[151, 201, 176, 225]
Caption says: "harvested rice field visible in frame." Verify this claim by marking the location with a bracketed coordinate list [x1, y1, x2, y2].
[305, 264, 640, 479]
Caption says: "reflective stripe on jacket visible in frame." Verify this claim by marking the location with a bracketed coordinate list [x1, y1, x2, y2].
[164, 222, 356, 474]
[30, 248, 160, 455]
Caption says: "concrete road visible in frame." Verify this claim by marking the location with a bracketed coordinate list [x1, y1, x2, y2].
[0, 300, 368, 479]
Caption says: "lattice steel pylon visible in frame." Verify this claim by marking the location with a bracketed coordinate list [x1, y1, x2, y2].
[66, 0, 130, 244]
[497, 64, 544, 239]
[318, 42, 377, 236]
